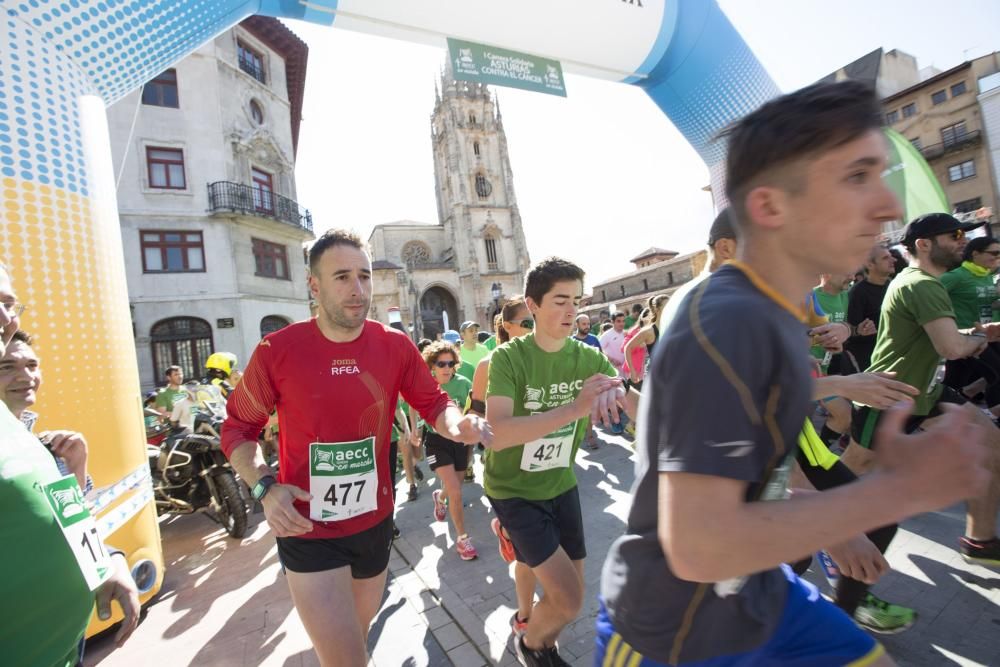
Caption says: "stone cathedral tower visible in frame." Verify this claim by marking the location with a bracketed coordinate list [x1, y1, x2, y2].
[367, 67, 531, 340]
[430, 69, 531, 320]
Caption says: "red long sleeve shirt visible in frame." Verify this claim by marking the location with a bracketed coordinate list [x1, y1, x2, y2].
[222, 319, 452, 539]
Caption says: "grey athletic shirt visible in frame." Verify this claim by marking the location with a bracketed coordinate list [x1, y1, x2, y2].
[600, 264, 813, 664]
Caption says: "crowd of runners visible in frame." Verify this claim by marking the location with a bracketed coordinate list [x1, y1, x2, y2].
[219, 79, 1000, 667]
[4, 78, 1000, 667]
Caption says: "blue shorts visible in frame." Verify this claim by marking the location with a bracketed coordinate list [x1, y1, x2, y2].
[594, 565, 882, 667]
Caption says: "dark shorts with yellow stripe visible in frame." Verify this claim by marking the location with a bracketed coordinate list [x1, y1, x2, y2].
[594, 566, 881, 667]
[851, 386, 965, 449]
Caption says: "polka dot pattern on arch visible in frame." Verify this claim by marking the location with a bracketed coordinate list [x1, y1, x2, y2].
[5, 0, 262, 104]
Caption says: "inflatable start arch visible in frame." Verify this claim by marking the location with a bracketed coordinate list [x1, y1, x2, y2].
[0, 0, 785, 634]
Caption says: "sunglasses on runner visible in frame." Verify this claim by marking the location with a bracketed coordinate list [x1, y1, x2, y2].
[506, 318, 534, 330]
[434, 360, 458, 368]
[941, 229, 966, 241]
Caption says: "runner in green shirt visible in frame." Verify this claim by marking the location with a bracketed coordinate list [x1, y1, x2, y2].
[485, 257, 638, 666]
[940, 235, 1000, 416]
[456, 321, 489, 482]
[843, 212, 1000, 567]
[811, 274, 851, 370]
[421, 341, 479, 560]
[940, 236, 1000, 328]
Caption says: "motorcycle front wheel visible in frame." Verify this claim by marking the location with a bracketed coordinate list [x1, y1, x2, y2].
[213, 470, 249, 538]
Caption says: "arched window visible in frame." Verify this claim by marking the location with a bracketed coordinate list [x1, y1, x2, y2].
[485, 236, 499, 270]
[475, 174, 492, 199]
[260, 315, 290, 338]
[151, 317, 214, 381]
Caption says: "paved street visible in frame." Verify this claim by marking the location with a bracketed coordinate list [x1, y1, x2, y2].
[88, 430, 1000, 666]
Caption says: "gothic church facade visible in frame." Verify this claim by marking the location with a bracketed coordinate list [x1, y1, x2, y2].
[367, 70, 530, 340]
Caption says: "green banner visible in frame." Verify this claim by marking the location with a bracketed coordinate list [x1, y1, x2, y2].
[447, 38, 567, 97]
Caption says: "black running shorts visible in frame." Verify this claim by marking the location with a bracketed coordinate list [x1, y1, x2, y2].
[487, 486, 586, 567]
[424, 430, 469, 472]
[276, 515, 393, 578]
[850, 385, 965, 449]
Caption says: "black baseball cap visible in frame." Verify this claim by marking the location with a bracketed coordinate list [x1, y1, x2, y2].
[901, 212, 985, 246]
[707, 208, 736, 246]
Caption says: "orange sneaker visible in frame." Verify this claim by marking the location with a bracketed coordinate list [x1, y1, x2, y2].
[491, 518, 516, 564]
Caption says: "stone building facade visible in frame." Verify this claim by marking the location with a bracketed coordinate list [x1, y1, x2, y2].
[881, 53, 1000, 234]
[367, 70, 530, 340]
[581, 248, 707, 323]
[108, 17, 313, 389]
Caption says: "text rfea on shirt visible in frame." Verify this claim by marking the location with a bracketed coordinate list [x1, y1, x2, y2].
[331, 358, 360, 376]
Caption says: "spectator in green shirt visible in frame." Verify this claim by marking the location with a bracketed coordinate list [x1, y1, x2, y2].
[941, 235, 1000, 414]
[154, 365, 186, 416]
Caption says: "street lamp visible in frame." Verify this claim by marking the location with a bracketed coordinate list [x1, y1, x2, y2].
[490, 282, 503, 330]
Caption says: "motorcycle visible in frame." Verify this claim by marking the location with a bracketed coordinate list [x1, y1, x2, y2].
[146, 383, 250, 538]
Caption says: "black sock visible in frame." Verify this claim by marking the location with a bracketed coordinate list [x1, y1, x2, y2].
[819, 424, 842, 447]
[835, 523, 898, 615]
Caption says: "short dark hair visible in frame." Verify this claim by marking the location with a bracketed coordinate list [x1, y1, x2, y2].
[722, 80, 882, 230]
[600, 322, 613, 333]
[165, 365, 181, 377]
[416, 338, 433, 352]
[524, 257, 585, 304]
[631, 303, 642, 314]
[308, 229, 366, 274]
[612, 312, 625, 321]
[964, 235, 998, 262]
[10, 329, 33, 346]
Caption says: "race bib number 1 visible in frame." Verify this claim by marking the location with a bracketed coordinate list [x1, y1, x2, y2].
[43, 475, 113, 591]
[309, 437, 378, 521]
[520, 422, 576, 472]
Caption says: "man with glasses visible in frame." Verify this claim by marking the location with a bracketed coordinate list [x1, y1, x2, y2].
[843, 213, 1000, 567]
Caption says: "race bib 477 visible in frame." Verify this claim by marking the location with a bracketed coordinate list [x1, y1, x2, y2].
[309, 437, 379, 521]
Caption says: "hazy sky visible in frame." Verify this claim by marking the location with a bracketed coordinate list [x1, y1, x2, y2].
[289, 0, 1000, 290]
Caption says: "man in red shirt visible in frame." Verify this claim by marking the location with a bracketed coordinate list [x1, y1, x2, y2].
[222, 230, 491, 666]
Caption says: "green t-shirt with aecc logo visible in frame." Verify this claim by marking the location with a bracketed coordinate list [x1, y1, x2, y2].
[485, 333, 617, 500]
[868, 267, 955, 416]
[940, 262, 998, 328]
[0, 403, 95, 667]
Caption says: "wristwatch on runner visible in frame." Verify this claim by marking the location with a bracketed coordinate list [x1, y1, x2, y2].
[251, 474, 277, 501]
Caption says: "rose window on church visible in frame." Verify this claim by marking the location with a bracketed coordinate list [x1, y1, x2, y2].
[401, 241, 432, 267]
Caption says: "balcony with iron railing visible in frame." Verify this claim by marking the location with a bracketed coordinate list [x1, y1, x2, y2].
[919, 129, 982, 161]
[238, 52, 266, 83]
[207, 181, 313, 234]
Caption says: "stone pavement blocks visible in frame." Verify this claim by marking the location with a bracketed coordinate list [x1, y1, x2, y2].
[433, 621, 470, 652]
[421, 604, 454, 631]
[446, 640, 489, 667]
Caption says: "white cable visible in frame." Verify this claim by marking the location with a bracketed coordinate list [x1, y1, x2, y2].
[115, 90, 143, 191]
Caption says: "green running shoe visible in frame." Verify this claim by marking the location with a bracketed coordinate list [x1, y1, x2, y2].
[853, 593, 916, 634]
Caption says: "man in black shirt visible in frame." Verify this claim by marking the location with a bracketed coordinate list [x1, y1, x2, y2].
[845, 245, 895, 372]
